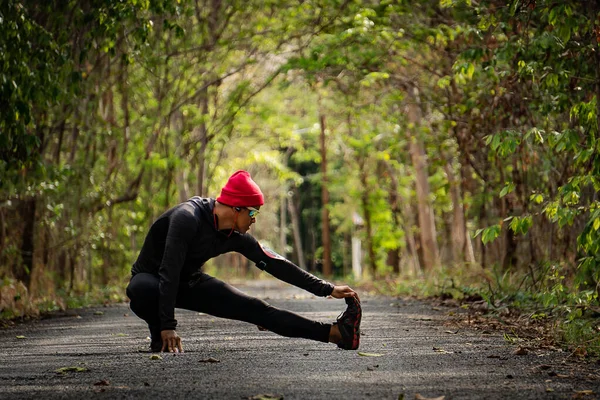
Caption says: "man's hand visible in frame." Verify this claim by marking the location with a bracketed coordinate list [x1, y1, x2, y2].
[160, 330, 184, 353]
[330, 285, 359, 300]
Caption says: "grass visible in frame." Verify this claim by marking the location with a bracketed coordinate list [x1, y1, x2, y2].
[358, 264, 600, 359]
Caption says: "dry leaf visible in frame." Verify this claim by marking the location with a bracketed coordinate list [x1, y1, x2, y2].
[414, 394, 445, 400]
[433, 347, 453, 354]
[93, 311, 104, 316]
[573, 347, 588, 357]
[574, 390, 595, 395]
[16, 335, 26, 339]
[149, 354, 162, 360]
[357, 352, 384, 357]
[514, 347, 528, 355]
[56, 366, 89, 374]
[199, 357, 220, 363]
[248, 394, 283, 400]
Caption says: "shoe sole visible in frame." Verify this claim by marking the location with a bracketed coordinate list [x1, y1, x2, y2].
[348, 297, 362, 350]
[351, 298, 362, 349]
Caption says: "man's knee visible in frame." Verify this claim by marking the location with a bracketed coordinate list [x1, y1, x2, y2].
[126, 273, 159, 313]
[127, 273, 158, 296]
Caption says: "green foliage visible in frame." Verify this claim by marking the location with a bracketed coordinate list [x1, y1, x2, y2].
[474, 224, 501, 245]
[2, 0, 599, 356]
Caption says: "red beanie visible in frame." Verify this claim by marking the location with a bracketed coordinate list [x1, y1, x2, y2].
[217, 170, 265, 207]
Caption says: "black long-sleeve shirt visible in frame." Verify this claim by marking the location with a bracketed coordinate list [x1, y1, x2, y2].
[131, 197, 334, 331]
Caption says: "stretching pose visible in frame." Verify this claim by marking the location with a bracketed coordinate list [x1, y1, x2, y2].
[126, 170, 361, 353]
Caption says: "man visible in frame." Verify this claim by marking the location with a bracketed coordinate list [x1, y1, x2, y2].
[126, 170, 361, 353]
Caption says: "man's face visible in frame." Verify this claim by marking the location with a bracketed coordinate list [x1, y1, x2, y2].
[235, 206, 261, 233]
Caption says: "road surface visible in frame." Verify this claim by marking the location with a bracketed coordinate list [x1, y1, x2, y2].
[1, 280, 598, 399]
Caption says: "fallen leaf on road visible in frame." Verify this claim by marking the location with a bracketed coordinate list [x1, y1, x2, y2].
[433, 347, 453, 354]
[573, 347, 587, 357]
[16, 335, 26, 339]
[93, 311, 104, 316]
[56, 366, 89, 374]
[149, 355, 162, 360]
[248, 394, 283, 400]
[574, 390, 595, 396]
[114, 333, 128, 337]
[199, 357, 220, 363]
[93, 380, 110, 386]
[545, 388, 554, 392]
[514, 347, 528, 355]
[444, 330, 458, 334]
[357, 352, 383, 357]
[415, 393, 445, 400]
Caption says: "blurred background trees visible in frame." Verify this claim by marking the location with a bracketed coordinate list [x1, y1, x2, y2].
[1, 0, 598, 345]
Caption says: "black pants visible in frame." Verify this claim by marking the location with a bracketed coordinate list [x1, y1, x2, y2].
[126, 272, 331, 343]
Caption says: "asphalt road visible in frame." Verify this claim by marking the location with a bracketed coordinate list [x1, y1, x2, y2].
[0, 280, 598, 400]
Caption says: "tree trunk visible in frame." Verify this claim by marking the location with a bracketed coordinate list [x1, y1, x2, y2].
[406, 87, 439, 271]
[16, 198, 36, 289]
[445, 161, 471, 264]
[173, 110, 189, 202]
[404, 205, 422, 275]
[119, 37, 130, 160]
[0, 209, 5, 258]
[319, 112, 332, 277]
[288, 187, 306, 270]
[280, 186, 287, 258]
[196, 86, 209, 196]
[382, 160, 401, 274]
[359, 167, 378, 276]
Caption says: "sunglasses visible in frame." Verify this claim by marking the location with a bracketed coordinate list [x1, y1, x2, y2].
[246, 206, 260, 218]
[235, 206, 260, 218]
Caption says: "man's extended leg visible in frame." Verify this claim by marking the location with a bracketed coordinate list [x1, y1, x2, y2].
[177, 273, 332, 343]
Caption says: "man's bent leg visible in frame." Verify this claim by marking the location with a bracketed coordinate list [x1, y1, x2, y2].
[126, 273, 161, 344]
[177, 273, 331, 343]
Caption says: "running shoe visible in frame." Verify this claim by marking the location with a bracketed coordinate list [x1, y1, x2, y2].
[334, 296, 362, 350]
